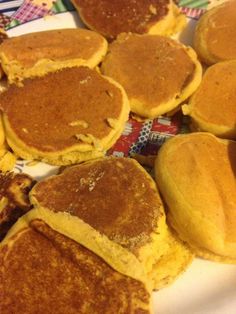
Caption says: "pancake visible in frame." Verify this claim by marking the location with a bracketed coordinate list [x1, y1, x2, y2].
[155, 132, 236, 262]
[0, 172, 34, 240]
[0, 66, 130, 165]
[101, 33, 202, 119]
[182, 60, 236, 139]
[194, 0, 236, 65]
[72, 0, 186, 40]
[0, 28, 8, 80]
[29, 157, 193, 290]
[0, 218, 151, 313]
[0, 28, 108, 84]
[0, 115, 16, 172]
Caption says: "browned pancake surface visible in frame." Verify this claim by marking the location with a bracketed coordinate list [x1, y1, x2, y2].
[190, 61, 236, 127]
[72, 0, 170, 38]
[102, 34, 195, 109]
[204, 0, 236, 62]
[0, 219, 150, 314]
[1, 29, 105, 67]
[31, 158, 162, 253]
[0, 67, 123, 152]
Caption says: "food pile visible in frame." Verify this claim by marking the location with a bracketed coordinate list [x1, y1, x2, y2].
[0, 1, 235, 313]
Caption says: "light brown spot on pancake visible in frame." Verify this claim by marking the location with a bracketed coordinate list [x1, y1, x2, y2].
[106, 118, 118, 129]
[69, 120, 89, 128]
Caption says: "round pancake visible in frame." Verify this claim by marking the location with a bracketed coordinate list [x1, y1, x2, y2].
[182, 60, 236, 139]
[0, 219, 151, 314]
[101, 33, 202, 118]
[194, 0, 236, 65]
[155, 132, 236, 262]
[0, 67, 130, 165]
[0, 28, 108, 83]
[30, 157, 193, 289]
[0, 114, 16, 172]
[72, 0, 186, 39]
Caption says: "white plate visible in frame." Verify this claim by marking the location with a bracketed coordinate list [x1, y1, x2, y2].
[6, 11, 236, 314]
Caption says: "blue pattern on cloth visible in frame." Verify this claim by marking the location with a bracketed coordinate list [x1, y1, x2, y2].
[129, 120, 153, 155]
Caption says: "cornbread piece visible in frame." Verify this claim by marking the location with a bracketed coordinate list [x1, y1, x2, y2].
[0, 172, 35, 240]
[155, 132, 236, 263]
[194, 0, 236, 65]
[72, 0, 186, 39]
[101, 33, 202, 118]
[30, 157, 193, 290]
[0, 28, 108, 83]
[0, 67, 130, 165]
[0, 219, 151, 313]
[182, 60, 236, 139]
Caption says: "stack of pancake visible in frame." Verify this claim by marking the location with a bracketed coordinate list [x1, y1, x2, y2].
[1, 1, 236, 312]
[0, 66, 130, 165]
[153, 0, 236, 266]
[0, 29, 131, 165]
[0, 31, 16, 172]
[0, 157, 193, 313]
[0, 2, 203, 166]
[183, 0, 236, 139]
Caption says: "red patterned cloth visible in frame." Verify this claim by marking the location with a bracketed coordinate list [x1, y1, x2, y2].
[108, 113, 185, 158]
[11, 0, 52, 23]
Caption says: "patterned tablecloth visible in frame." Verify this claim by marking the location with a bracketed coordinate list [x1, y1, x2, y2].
[0, 0, 222, 163]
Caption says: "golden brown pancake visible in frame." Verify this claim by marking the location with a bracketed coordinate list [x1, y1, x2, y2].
[29, 157, 193, 290]
[0, 28, 107, 83]
[0, 172, 35, 240]
[155, 132, 236, 263]
[101, 33, 202, 118]
[0, 66, 130, 165]
[194, 0, 236, 65]
[182, 60, 236, 139]
[72, 0, 186, 39]
[0, 219, 151, 313]
[0, 28, 8, 80]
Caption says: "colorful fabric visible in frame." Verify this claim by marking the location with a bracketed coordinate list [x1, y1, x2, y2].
[11, 0, 52, 23]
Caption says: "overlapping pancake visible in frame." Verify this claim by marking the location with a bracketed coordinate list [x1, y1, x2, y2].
[0, 115, 16, 172]
[29, 157, 193, 290]
[194, 0, 236, 65]
[72, 0, 186, 40]
[0, 172, 34, 240]
[155, 132, 236, 263]
[0, 218, 151, 313]
[0, 28, 8, 79]
[0, 66, 130, 165]
[0, 28, 108, 84]
[182, 60, 236, 139]
[101, 33, 202, 119]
